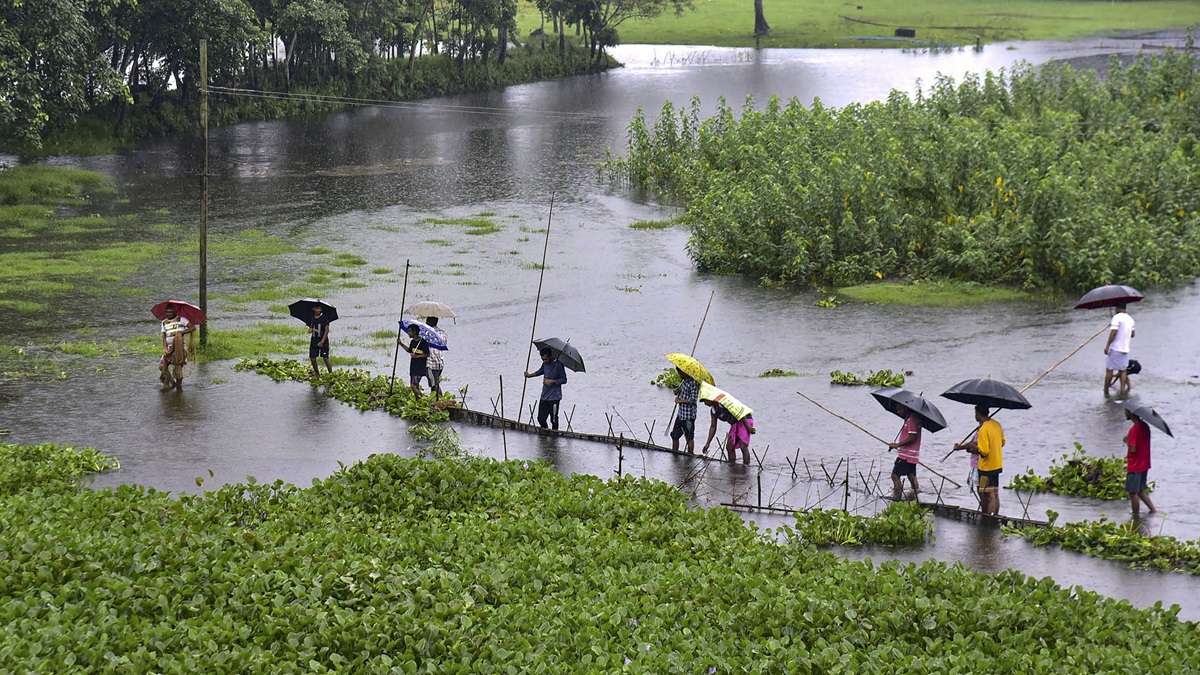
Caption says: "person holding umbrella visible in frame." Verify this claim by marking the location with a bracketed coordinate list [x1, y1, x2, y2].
[1122, 400, 1172, 517]
[308, 305, 332, 378]
[699, 383, 755, 464]
[954, 405, 1005, 515]
[1104, 303, 1136, 398]
[158, 303, 195, 390]
[525, 347, 568, 430]
[424, 316, 446, 397]
[664, 353, 714, 455]
[401, 323, 429, 396]
[871, 387, 948, 502]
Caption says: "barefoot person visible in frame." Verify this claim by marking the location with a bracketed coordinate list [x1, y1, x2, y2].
[955, 405, 1004, 515]
[424, 316, 446, 397]
[699, 383, 755, 464]
[670, 368, 699, 454]
[400, 323, 428, 396]
[1124, 407, 1156, 517]
[308, 305, 332, 378]
[159, 305, 193, 390]
[1104, 303, 1136, 398]
[525, 347, 567, 430]
[887, 411, 921, 501]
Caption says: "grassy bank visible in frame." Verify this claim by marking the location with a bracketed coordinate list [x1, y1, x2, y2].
[519, 0, 1200, 48]
[2, 446, 1198, 670]
[607, 52, 1200, 295]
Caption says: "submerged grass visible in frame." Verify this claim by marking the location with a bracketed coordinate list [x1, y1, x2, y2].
[124, 322, 310, 362]
[629, 219, 676, 230]
[837, 281, 1033, 306]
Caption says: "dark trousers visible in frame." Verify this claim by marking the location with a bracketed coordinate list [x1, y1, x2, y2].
[537, 400, 560, 430]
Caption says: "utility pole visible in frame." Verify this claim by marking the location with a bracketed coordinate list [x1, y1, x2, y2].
[199, 39, 209, 347]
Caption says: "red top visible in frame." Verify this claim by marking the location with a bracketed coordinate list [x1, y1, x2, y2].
[1126, 420, 1151, 473]
[895, 414, 921, 463]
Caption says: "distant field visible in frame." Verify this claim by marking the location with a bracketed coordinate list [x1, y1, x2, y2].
[516, 0, 1200, 48]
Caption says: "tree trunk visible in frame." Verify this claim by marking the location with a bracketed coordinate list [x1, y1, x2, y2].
[754, 0, 770, 37]
[498, 22, 508, 64]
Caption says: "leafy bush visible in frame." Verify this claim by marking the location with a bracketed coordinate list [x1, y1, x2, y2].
[650, 366, 683, 389]
[235, 358, 451, 423]
[788, 501, 932, 547]
[0, 443, 119, 495]
[830, 369, 906, 387]
[758, 368, 798, 377]
[1008, 518, 1200, 575]
[5, 454, 1196, 670]
[606, 52, 1200, 292]
[1008, 443, 1149, 500]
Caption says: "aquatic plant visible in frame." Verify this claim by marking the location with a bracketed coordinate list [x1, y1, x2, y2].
[787, 501, 931, 547]
[650, 366, 683, 389]
[2, 451, 1198, 670]
[628, 219, 675, 230]
[758, 368, 798, 377]
[830, 369, 905, 387]
[1007, 517, 1200, 575]
[0, 443, 119, 495]
[1008, 443, 1148, 501]
[607, 52, 1200, 292]
[235, 358, 452, 423]
[815, 296, 840, 308]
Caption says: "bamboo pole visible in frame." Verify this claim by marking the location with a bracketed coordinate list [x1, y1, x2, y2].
[941, 324, 1109, 461]
[517, 194, 555, 417]
[796, 391, 963, 488]
[387, 259, 411, 394]
[665, 290, 716, 435]
[499, 374, 508, 461]
[198, 39, 209, 348]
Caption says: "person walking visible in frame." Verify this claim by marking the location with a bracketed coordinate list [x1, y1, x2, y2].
[424, 316, 446, 397]
[1104, 303, 1136, 398]
[400, 323, 428, 396]
[887, 411, 922, 501]
[1124, 407, 1157, 517]
[525, 347, 567, 430]
[307, 305, 332, 378]
[955, 405, 1004, 515]
[159, 305, 194, 390]
[670, 368, 699, 454]
[699, 383, 755, 464]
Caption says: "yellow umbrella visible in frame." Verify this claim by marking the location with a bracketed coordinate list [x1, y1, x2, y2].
[665, 353, 714, 385]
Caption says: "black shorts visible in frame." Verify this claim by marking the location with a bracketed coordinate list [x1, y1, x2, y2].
[670, 417, 695, 441]
[1126, 471, 1149, 494]
[892, 458, 917, 477]
[309, 342, 329, 359]
[410, 360, 427, 378]
[978, 469, 1002, 491]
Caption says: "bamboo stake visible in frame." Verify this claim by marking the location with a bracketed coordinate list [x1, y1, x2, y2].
[518, 195, 555, 419]
[665, 290, 716, 436]
[499, 374, 508, 461]
[796, 391, 963, 488]
[387, 259, 411, 395]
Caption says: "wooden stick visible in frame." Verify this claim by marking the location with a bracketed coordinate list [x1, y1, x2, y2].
[499, 374, 508, 461]
[518, 194, 555, 420]
[387, 259, 411, 395]
[796, 391, 962, 488]
[666, 290, 716, 435]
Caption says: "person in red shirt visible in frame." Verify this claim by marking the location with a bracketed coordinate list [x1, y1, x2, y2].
[1124, 409, 1156, 516]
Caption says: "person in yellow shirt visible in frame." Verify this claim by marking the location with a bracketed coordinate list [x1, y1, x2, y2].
[955, 405, 1005, 515]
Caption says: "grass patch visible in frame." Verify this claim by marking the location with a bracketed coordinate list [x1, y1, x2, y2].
[521, 262, 546, 271]
[331, 252, 368, 267]
[124, 322, 309, 362]
[0, 165, 113, 206]
[423, 216, 497, 229]
[519, 226, 547, 234]
[758, 368, 798, 378]
[370, 267, 392, 275]
[474, 211, 497, 217]
[307, 246, 334, 255]
[423, 239, 452, 246]
[368, 329, 397, 340]
[51, 340, 125, 358]
[340, 281, 368, 289]
[465, 224, 501, 235]
[0, 298, 50, 314]
[629, 219, 675, 230]
[837, 281, 1032, 307]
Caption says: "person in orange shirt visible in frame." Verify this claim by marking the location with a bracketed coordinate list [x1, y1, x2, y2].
[955, 405, 1004, 515]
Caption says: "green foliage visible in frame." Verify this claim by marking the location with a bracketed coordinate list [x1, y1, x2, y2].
[838, 281, 1034, 306]
[830, 369, 906, 387]
[1008, 443, 1149, 501]
[235, 358, 451, 423]
[815, 295, 840, 308]
[2, 452, 1199, 670]
[758, 368, 798, 378]
[788, 501, 932, 547]
[1008, 518, 1200, 575]
[650, 366, 682, 388]
[608, 53, 1200, 292]
[628, 219, 675, 230]
[0, 443, 119, 495]
[0, 165, 112, 206]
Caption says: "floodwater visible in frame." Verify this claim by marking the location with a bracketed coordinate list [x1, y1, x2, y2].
[4, 36, 1200, 617]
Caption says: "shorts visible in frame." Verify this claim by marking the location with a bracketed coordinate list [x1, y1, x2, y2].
[1126, 471, 1149, 494]
[427, 368, 442, 388]
[978, 469, 1002, 492]
[410, 359, 427, 378]
[670, 417, 695, 442]
[892, 459, 917, 477]
[1106, 350, 1130, 372]
[309, 342, 329, 359]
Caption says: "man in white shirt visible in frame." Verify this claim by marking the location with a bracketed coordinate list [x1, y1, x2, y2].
[1103, 303, 1135, 398]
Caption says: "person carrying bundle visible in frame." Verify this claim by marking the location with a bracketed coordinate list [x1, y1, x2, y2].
[699, 382, 755, 464]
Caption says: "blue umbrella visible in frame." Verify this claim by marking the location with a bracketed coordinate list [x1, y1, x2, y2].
[399, 319, 447, 350]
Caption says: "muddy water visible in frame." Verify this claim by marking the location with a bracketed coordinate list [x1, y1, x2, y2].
[5, 37, 1200, 617]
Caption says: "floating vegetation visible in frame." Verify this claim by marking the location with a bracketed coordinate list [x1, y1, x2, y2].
[0, 443, 119, 494]
[628, 219, 674, 230]
[616, 286, 642, 293]
[1008, 444, 1148, 501]
[815, 296, 840, 308]
[423, 239, 452, 246]
[838, 281, 1032, 307]
[758, 368, 798, 378]
[521, 262, 546, 271]
[235, 358, 452, 424]
[370, 267, 392, 275]
[787, 501, 932, 547]
[331, 252, 368, 267]
[1007, 516, 1200, 575]
[650, 366, 682, 389]
[830, 369, 905, 387]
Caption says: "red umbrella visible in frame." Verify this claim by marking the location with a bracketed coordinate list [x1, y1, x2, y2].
[152, 300, 206, 325]
[1074, 284, 1144, 310]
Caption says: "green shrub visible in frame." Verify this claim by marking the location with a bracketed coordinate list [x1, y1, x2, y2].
[788, 501, 932, 546]
[1008, 443, 1147, 500]
[830, 369, 905, 386]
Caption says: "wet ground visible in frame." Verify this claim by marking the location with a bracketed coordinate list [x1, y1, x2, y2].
[4, 36, 1200, 616]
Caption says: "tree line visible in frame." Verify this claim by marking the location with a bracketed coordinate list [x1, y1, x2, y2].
[1, 0, 690, 150]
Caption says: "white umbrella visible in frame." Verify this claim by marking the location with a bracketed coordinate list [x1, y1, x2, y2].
[407, 301, 456, 319]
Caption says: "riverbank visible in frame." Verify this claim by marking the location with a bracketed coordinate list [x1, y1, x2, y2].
[2, 444, 1197, 670]
[26, 46, 617, 158]
[517, 0, 1200, 48]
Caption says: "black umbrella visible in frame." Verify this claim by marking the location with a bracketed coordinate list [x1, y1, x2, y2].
[871, 387, 948, 433]
[1122, 399, 1173, 438]
[533, 337, 585, 372]
[1074, 284, 1144, 310]
[941, 378, 1031, 410]
[288, 298, 339, 324]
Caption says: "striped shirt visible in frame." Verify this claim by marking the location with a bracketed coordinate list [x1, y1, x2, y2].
[427, 328, 446, 370]
[895, 414, 921, 463]
[676, 377, 699, 421]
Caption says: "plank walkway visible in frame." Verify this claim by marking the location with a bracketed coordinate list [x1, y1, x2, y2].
[722, 499, 1051, 529]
